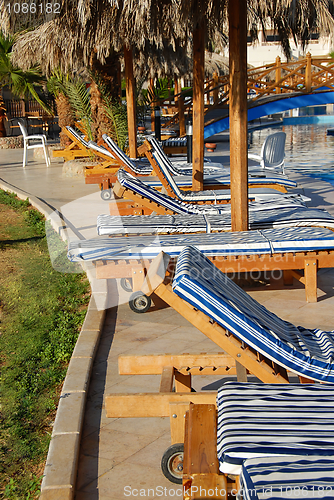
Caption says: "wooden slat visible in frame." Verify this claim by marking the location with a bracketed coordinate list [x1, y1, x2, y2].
[118, 353, 236, 375]
[175, 370, 192, 392]
[160, 366, 174, 393]
[124, 45, 137, 158]
[141, 251, 172, 296]
[304, 257, 318, 303]
[186, 404, 218, 474]
[169, 402, 188, 444]
[153, 282, 289, 384]
[105, 392, 217, 418]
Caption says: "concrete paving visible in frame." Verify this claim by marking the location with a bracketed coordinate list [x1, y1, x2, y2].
[1, 142, 334, 500]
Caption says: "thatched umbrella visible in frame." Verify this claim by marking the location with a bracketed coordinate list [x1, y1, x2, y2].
[3, 0, 334, 229]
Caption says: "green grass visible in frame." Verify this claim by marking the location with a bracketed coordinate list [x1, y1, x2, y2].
[0, 191, 90, 498]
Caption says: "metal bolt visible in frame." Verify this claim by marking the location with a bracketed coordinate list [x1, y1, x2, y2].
[237, 353, 241, 358]
[306, 263, 309, 266]
[172, 414, 177, 418]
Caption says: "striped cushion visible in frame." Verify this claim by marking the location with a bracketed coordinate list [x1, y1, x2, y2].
[69, 227, 334, 261]
[148, 137, 297, 187]
[102, 135, 152, 174]
[66, 126, 89, 148]
[148, 137, 225, 176]
[172, 246, 334, 383]
[241, 455, 334, 500]
[117, 170, 306, 215]
[216, 383, 334, 473]
[97, 206, 334, 236]
[143, 174, 297, 189]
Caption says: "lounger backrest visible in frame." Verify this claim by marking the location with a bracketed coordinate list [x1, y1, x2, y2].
[87, 140, 113, 157]
[146, 138, 184, 198]
[147, 137, 181, 176]
[66, 126, 89, 148]
[103, 135, 152, 174]
[262, 132, 286, 169]
[172, 245, 334, 383]
[117, 169, 193, 214]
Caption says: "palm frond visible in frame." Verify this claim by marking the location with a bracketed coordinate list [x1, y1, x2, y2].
[63, 78, 93, 140]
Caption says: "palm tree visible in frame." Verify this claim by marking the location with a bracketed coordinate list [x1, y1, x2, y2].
[0, 30, 52, 137]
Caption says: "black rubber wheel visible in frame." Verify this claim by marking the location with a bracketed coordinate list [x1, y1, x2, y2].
[161, 443, 184, 484]
[129, 291, 151, 313]
[120, 277, 133, 292]
[101, 188, 112, 200]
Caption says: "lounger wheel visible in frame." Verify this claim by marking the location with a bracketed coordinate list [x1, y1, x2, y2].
[100, 188, 112, 200]
[161, 443, 184, 484]
[120, 277, 133, 292]
[129, 291, 151, 313]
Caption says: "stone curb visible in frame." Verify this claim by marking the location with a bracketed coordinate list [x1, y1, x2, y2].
[0, 179, 108, 499]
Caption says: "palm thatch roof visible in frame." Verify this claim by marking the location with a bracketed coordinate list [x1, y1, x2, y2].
[4, 1, 334, 75]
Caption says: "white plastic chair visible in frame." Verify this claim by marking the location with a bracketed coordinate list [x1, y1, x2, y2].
[248, 131, 286, 175]
[18, 120, 51, 168]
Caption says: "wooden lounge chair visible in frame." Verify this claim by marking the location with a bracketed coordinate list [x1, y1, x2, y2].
[68, 226, 334, 304]
[97, 204, 334, 236]
[104, 247, 334, 488]
[52, 126, 93, 160]
[111, 169, 306, 216]
[143, 137, 296, 193]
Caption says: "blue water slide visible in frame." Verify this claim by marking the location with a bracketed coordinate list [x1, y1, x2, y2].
[204, 90, 334, 138]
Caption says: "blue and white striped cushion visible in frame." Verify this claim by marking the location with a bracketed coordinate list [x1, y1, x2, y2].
[216, 383, 334, 474]
[97, 207, 334, 236]
[147, 137, 297, 187]
[69, 227, 334, 262]
[117, 170, 306, 215]
[241, 455, 334, 500]
[172, 246, 334, 383]
[148, 137, 225, 176]
[102, 135, 153, 174]
[66, 126, 89, 148]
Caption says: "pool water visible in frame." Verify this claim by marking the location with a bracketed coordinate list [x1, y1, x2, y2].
[248, 123, 334, 186]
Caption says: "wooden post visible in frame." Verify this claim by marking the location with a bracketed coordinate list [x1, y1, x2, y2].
[213, 71, 219, 104]
[229, 0, 248, 232]
[192, 19, 205, 191]
[275, 56, 281, 94]
[174, 76, 179, 104]
[305, 52, 312, 93]
[124, 45, 137, 158]
[149, 78, 155, 132]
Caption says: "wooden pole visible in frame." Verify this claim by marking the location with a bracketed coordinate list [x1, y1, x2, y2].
[213, 71, 219, 104]
[149, 78, 155, 132]
[192, 19, 205, 191]
[275, 56, 282, 94]
[305, 52, 312, 93]
[124, 45, 137, 158]
[229, 0, 248, 232]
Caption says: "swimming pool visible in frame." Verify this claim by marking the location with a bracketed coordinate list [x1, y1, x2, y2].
[248, 122, 334, 186]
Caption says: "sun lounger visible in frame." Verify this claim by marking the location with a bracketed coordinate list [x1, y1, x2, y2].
[104, 247, 334, 486]
[144, 138, 297, 196]
[102, 134, 154, 175]
[144, 137, 297, 192]
[97, 205, 334, 235]
[217, 382, 334, 474]
[68, 227, 334, 302]
[52, 126, 93, 160]
[112, 169, 307, 215]
[240, 454, 334, 500]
